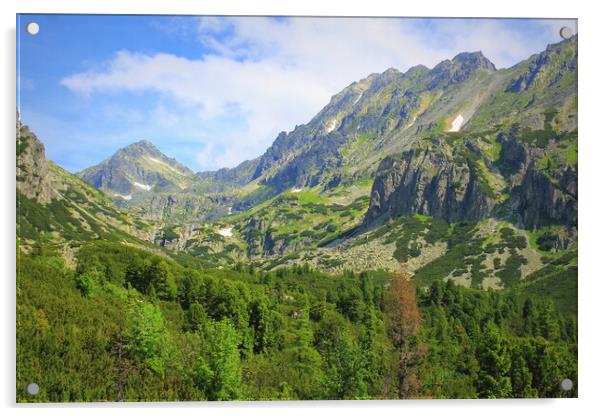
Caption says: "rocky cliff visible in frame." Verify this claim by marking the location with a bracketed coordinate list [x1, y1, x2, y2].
[498, 131, 577, 229]
[17, 119, 53, 204]
[365, 126, 577, 231]
[364, 134, 498, 224]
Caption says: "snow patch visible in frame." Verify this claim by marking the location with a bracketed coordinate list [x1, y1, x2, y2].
[133, 182, 152, 191]
[407, 116, 417, 128]
[447, 114, 464, 132]
[325, 119, 338, 134]
[227, 206, 233, 215]
[113, 193, 132, 201]
[353, 91, 363, 105]
[291, 187, 303, 193]
[217, 227, 233, 237]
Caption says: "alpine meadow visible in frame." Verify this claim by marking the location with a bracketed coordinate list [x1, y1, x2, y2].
[16, 16, 577, 401]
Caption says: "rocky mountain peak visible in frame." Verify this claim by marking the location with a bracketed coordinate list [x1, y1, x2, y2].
[404, 64, 429, 77]
[381, 67, 401, 77]
[79, 139, 194, 198]
[117, 139, 163, 158]
[428, 51, 496, 88]
[451, 51, 497, 71]
[369, 67, 402, 90]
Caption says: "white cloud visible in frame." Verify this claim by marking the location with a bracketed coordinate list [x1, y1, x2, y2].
[60, 17, 574, 170]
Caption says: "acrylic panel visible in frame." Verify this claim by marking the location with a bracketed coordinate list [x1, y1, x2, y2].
[16, 14, 578, 402]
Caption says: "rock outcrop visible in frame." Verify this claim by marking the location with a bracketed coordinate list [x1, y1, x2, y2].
[364, 143, 496, 224]
[427, 51, 496, 89]
[364, 131, 578, 231]
[16, 120, 53, 204]
[498, 134, 578, 229]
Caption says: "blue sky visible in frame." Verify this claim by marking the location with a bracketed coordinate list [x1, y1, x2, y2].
[17, 15, 577, 173]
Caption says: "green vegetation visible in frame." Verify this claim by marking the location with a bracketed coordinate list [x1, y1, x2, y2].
[236, 185, 277, 209]
[161, 225, 179, 241]
[414, 221, 483, 287]
[518, 250, 578, 316]
[234, 192, 370, 259]
[420, 279, 576, 398]
[16, 37, 578, 402]
[17, 243, 577, 401]
[295, 190, 329, 205]
[384, 215, 431, 262]
[17, 242, 389, 401]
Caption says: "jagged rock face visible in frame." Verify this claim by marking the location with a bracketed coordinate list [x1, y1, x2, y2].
[510, 165, 577, 229]
[242, 216, 312, 258]
[154, 223, 194, 251]
[498, 135, 578, 229]
[427, 51, 496, 89]
[365, 146, 496, 224]
[244, 218, 269, 257]
[365, 132, 578, 231]
[505, 40, 577, 94]
[16, 122, 53, 204]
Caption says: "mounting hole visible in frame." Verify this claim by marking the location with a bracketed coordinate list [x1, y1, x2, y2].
[560, 378, 573, 391]
[26, 383, 39, 395]
[26, 22, 40, 35]
[559, 26, 573, 40]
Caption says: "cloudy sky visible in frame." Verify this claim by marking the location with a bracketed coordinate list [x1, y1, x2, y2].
[17, 15, 576, 173]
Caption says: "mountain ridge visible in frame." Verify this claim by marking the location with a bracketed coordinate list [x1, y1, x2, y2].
[76, 37, 577, 237]
[78, 138, 195, 198]
[18, 36, 578, 290]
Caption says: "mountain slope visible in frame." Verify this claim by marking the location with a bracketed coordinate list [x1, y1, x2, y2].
[77, 37, 577, 226]
[79, 140, 195, 198]
[17, 121, 155, 250]
[364, 124, 577, 230]
[207, 37, 574, 217]
[78, 140, 238, 223]
[242, 51, 498, 197]
[72, 38, 577, 290]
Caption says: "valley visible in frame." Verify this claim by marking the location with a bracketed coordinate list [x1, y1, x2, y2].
[47, 36, 577, 293]
[16, 35, 578, 401]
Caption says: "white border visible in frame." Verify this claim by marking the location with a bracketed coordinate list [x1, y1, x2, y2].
[2, 1, 601, 415]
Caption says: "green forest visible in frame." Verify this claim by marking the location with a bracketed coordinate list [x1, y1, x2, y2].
[17, 240, 577, 401]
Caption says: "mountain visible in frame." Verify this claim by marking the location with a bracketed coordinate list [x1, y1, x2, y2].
[79, 139, 195, 199]
[17, 119, 156, 252]
[196, 38, 574, 218]
[231, 50, 499, 200]
[219, 38, 577, 230]
[16, 33, 578, 403]
[78, 140, 238, 223]
[163, 38, 575, 288]
[72, 37, 577, 288]
[365, 37, 578, 231]
[78, 37, 577, 227]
